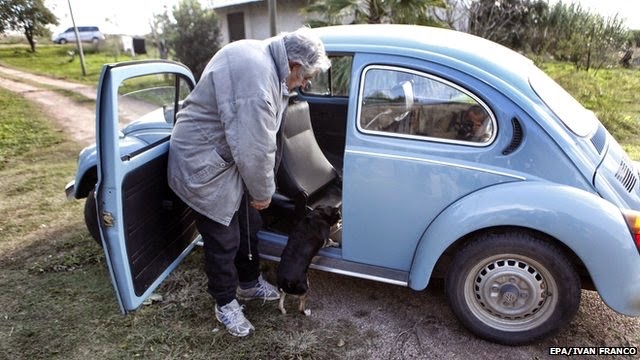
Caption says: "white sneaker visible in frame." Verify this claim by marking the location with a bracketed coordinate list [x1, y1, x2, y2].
[236, 275, 280, 301]
[215, 299, 255, 337]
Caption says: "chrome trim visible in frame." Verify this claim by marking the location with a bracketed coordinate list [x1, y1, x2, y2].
[310, 263, 409, 287]
[260, 254, 409, 287]
[356, 65, 497, 146]
[65, 180, 76, 200]
[346, 149, 527, 180]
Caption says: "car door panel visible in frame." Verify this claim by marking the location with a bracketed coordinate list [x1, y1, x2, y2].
[341, 150, 517, 270]
[341, 54, 518, 269]
[95, 61, 197, 312]
[121, 151, 198, 296]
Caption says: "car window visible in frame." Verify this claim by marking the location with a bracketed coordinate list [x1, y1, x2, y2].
[358, 66, 495, 145]
[529, 66, 597, 137]
[118, 73, 192, 126]
[303, 55, 353, 97]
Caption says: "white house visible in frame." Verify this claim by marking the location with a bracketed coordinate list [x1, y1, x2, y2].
[213, 0, 308, 44]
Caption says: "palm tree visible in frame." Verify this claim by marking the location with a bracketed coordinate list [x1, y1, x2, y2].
[303, 0, 446, 27]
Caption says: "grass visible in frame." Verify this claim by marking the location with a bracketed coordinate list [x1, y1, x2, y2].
[0, 41, 157, 86]
[0, 92, 64, 170]
[0, 87, 371, 359]
[539, 61, 640, 156]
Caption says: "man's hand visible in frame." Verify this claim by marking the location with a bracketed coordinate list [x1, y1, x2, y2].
[250, 198, 271, 210]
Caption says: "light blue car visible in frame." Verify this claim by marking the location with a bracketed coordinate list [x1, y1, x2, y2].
[65, 24, 640, 345]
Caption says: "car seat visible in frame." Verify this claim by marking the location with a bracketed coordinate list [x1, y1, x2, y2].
[274, 99, 342, 219]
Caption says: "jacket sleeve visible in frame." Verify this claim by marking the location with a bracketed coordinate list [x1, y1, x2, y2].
[224, 94, 279, 201]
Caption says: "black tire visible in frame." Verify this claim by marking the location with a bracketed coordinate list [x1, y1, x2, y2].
[84, 190, 102, 247]
[59, 39, 67, 44]
[445, 231, 580, 345]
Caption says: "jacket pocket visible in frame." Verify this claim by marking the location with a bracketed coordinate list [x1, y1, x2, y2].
[187, 148, 232, 185]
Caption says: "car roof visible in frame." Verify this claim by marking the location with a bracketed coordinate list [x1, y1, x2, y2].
[312, 24, 534, 93]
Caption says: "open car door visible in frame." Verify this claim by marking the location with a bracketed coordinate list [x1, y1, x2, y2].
[95, 61, 198, 313]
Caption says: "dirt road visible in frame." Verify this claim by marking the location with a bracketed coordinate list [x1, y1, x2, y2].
[1, 64, 639, 359]
[0, 64, 96, 146]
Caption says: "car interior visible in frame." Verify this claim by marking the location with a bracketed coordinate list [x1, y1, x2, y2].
[265, 97, 344, 244]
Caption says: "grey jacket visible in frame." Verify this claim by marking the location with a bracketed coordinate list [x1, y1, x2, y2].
[168, 36, 290, 226]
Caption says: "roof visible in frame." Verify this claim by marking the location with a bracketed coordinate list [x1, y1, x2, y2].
[311, 24, 534, 93]
[212, 0, 262, 9]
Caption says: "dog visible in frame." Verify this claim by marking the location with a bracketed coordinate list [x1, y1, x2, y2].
[277, 205, 341, 316]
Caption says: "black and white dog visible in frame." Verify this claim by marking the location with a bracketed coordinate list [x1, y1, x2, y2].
[277, 205, 341, 315]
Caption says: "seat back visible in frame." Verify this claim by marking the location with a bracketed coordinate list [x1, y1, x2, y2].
[277, 100, 337, 199]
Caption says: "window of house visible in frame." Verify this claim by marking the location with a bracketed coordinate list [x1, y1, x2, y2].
[358, 66, 495, 144]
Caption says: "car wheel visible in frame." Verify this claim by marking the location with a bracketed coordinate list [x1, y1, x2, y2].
[84, 190, 102, 247]
[91, 37, 99, 45]
[59, 39, 67, 44]
[445, 230, 580, 345]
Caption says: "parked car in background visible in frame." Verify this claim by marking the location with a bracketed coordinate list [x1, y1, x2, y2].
[52, 26, 105, 44]
[65, 24, 640, 346]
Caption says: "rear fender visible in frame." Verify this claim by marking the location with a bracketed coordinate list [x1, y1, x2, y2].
[409, 181, 640, 316]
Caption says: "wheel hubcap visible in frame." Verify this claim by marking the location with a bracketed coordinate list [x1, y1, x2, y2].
[464, 256, 559, 332]
[499, 284, 520, 305]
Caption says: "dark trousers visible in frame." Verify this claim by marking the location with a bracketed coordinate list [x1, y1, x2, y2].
[194, 194, 261, 306]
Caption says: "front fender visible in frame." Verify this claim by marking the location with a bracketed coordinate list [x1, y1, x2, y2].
[69, 136, 155, 199]
[70, 145, 98, 199]
[409, 181, 640, 316]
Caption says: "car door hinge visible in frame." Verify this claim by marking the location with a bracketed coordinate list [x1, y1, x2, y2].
[102, 211, 114, 227]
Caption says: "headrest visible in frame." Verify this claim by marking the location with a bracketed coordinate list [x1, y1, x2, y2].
[283, 101, 311, 138]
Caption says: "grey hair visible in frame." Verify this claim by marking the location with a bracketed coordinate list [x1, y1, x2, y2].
[283, 27, 331, 75]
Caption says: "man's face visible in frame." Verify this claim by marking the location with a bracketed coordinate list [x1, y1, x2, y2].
[467, 111, 486, 132]
[286, 63, 313, 91]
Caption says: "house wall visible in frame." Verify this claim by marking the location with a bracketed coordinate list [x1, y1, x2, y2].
[214, 0, 308, 44]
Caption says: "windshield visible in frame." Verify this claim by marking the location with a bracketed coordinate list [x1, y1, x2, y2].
[529, 67, 598, 137]
[118, 74, 191, 125]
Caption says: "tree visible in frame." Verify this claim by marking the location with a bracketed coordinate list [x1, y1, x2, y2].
[149, 7, 171, 60]
[154, 0, 221, 81]
[534, 2, 628, 71]
[466, 0, 545, 50]
[438, 0, 629, 71]
[0, 0, 58, 52]
[304, 0, 446, 27]
[429, 0, 471, 30]
[631, 30, 640, 47]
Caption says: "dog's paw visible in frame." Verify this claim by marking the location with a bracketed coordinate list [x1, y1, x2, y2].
[303, 309, 311, 316]
[279, 308, 287, 315]
[324, 238, 340, 248]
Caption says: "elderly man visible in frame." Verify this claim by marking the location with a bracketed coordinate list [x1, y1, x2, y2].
[168, 27, 330, 337]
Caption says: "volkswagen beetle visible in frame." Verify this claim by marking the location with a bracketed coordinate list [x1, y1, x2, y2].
[65, 24, 640, 345]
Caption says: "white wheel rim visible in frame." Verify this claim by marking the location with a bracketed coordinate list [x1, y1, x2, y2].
[463, 254, 559, 332]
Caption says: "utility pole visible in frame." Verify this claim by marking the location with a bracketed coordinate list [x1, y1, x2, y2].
[67, 0, 87, 76]
[268, 0, 277, 37]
